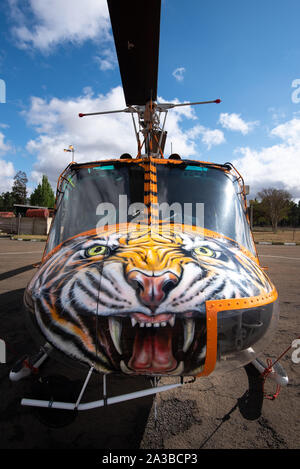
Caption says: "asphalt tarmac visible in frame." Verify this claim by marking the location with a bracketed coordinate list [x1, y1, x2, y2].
[0, 239, 299, 450]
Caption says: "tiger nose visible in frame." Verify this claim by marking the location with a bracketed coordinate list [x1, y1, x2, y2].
[128, 271, 179, 311]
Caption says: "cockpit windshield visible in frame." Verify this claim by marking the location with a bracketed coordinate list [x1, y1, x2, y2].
[46, 162, 145, 253]
[156, 164, 255, 255]
[46, 160, 255, 256]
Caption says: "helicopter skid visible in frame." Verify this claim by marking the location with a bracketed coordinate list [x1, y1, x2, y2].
[9, 343, 52, 382]
[21, 368, 182, 411]
[251, 357, 288, 387]
[18, 357, 288, 424]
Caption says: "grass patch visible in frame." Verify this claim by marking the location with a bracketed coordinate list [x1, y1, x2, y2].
[253, 228, 300, 243]
[11, 234, 47, 241]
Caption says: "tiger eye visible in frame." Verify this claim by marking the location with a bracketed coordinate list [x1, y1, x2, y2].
[86, 245, 109, 257]
[194, 246, 214, 257]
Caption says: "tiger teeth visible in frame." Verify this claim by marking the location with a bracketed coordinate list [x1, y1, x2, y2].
[131, 317, 137, 327]
[168, 360, 185, 375]
[183, 318, 195, 353]
[109, 316, 191, 355]
[169, 316, 175, 327]
[108, 317, 122, 355]
[120, 360, 134, 374]
[133, 317, 176, 328]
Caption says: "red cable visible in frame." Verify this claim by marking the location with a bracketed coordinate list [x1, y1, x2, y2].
[261, 335, 300, 400]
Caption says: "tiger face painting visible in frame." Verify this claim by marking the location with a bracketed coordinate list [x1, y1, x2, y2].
[24, 225, 275, 376]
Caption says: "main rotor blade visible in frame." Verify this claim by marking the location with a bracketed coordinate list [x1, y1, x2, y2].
[107, 0, 161, 106]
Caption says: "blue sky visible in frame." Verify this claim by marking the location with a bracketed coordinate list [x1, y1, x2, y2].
[0, 0, 300, 198]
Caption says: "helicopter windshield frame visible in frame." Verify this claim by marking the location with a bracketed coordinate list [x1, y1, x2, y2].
[44, 158, 256, 257]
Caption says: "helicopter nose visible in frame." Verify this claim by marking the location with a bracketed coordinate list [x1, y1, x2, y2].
[128, 271, 179, 311]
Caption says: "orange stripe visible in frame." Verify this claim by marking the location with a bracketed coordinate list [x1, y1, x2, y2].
[149, 157, 158, 223]
[150, 184, 158, 192]
[74, 158, 145, 169]
[207, 287, 278, 311]
[196, 304, 218, 376]
[197, 287, 278, 377]
[143, 161, 151, 224]
[47, 297, 95, 353]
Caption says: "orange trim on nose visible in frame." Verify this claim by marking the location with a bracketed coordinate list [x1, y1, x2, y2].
[146, 157, 158, 225]
[197, 288, 278, 377]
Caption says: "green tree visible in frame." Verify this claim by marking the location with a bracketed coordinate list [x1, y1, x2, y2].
[11, 171, 28, 205]
[280, 200, 298, 227]
[249, 199, 269, 227]
[258, 188, 291, 232]
[0, 191, 15, 210]
[30, 175, 55, 208]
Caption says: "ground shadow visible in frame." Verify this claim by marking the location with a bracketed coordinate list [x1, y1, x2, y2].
[0, 264, 36, 282]
[238, 363, 264, 420]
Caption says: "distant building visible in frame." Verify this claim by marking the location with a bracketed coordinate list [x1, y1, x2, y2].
[13, 204, 50, 217]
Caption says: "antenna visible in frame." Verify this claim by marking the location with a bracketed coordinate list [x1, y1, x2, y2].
[63, 145, 75, 162]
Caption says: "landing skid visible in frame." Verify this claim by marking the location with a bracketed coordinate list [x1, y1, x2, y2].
[21, 367, 184, 428]
[10, 345, 289, 427]
[9, 343, 52, 382]
[239, 358, 288, 420]
[21, 368, 183, 411]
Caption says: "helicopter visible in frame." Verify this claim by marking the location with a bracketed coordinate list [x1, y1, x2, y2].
[9, 0, 288, 422]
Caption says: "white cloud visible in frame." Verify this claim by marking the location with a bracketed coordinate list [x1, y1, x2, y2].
[172, 67, 186, 82]
[232, 118, 300, 198]
[25, 87, 133, 185]
[186, 125, 225, 150]
[9, 0, 111, 52]
[23, 89, 213, 187]
[268, 107, 287, 125]
[0, 132, 12, 154]
[159, 104, 198, 156]
[0, 159, 15, 193]
[199, 127, 225, 149]
[219, 112, 259, 135]
[0, 129, 16, 192]
[270, 118, 300, 146]
[94, 48, 117, 71]
[156, 97, 225, 151]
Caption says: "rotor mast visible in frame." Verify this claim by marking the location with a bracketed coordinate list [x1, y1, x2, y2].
[79, 98, 221, 159]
